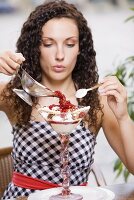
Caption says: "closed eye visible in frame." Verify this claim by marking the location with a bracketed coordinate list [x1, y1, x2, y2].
[42, 43, 52, 47]
[66, 44, 75, 48]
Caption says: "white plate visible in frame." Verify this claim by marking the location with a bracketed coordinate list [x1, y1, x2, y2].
[28, 186, 115, 200]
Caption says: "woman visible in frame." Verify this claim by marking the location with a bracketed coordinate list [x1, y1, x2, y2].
[0, 0, 134, 199]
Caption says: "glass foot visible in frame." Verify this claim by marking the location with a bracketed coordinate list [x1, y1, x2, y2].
[49, 193, 83, 200]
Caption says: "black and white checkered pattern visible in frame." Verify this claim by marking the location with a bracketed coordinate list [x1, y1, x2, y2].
[2, 121, 96, 199]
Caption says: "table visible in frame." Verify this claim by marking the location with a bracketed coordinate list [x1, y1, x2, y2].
[105, 183, 134, 200]
[16, 183, 134, 200]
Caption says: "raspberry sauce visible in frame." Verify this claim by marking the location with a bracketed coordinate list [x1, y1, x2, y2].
[49, 90, 76, 112]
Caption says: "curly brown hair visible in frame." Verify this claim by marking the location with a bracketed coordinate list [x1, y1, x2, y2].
[1, 0, 103, 129]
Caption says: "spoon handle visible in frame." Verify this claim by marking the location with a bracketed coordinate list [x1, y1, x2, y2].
[87, 83, 103, 91]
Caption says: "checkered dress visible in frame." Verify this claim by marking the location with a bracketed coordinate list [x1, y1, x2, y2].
[2, 121, 96, 199]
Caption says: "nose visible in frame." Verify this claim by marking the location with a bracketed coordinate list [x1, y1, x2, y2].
[55, 46, 64, 61]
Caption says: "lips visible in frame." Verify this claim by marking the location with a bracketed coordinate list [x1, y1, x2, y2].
[52, 65, 65, 73]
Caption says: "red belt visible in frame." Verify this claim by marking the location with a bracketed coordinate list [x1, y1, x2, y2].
[12, 171, 87, 190]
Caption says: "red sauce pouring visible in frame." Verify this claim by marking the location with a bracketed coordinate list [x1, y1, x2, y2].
[49, 91, 76, 112]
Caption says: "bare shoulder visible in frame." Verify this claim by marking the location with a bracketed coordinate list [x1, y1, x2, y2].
[0, 81, 15, 125]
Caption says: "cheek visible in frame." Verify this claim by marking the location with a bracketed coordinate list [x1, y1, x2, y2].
[39, 48, 51, 67]
[40, 47, 49, 60]
[67, 45, 79, 57]
[69, 50, 79, 64]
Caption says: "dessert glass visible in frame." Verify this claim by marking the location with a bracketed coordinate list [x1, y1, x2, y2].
[39, 106, 90, 200]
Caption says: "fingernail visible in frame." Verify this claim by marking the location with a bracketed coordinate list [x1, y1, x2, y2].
[22, 57, 25, 61]
[98, 89, 105, 93]
[99, 79, 104, 83]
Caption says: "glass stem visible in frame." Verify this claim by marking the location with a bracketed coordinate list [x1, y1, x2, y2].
[60, 133, 71, 196]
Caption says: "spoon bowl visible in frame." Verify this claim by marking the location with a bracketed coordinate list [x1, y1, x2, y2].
[75, 83, 102, 98]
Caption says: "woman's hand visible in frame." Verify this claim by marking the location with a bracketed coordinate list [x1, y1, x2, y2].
[99, 76, 128, 122]
[0, 51, 25, 76]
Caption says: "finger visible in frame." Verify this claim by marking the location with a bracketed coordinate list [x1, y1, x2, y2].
[0, 66, 15, 76]
[101, 75, 117, 82]
[100, 76, 120, 86]
[99, 80, 117, 93]
[0, 59, 16, 75]
[13, 53, 25, 64]
[0, 64, 10, 75]
[99, 76, 123, 92]
[99, 90, 125, 103]
[99, 83, 127, 99]
[1, 56, 20, 71]
[5, 51, 25, 64]
[99, 83, 123, 94]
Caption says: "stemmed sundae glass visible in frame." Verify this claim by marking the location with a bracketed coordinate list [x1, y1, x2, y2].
[38, 104, 90, 200]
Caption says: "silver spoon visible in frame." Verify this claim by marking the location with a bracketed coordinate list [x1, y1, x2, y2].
[75, 83, 102, 98]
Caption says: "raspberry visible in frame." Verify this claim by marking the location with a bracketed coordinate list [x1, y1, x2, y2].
[53, 90, 77, 112]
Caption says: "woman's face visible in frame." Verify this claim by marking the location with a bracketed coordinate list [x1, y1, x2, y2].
[39, 17, 79, 83]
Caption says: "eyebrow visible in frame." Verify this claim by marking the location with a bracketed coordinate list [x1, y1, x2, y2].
[42, 36, 79, 40]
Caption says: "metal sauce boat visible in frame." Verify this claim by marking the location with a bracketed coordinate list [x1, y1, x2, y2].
[13, 69, 54, 106]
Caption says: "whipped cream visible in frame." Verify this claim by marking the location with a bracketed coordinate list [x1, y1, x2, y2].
[38, 106, 90, 122]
